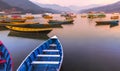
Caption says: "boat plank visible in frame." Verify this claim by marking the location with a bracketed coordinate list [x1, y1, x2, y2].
[31, 61, 59, 64]
[37, 54, 60, 57]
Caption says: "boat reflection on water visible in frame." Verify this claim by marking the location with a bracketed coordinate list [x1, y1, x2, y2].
[0, 26, 8, 31]
[8, 30, 51, 40]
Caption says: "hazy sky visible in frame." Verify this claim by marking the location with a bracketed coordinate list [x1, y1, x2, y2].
[30, 0, 120, 6]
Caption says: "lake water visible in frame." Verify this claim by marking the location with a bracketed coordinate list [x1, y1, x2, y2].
[1, 14, 120, 71]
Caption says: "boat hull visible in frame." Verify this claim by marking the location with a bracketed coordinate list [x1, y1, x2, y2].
[48, 20, 74, 24]
[17, 36, 63, 71]
[0, 41, 13, 71]
[43, 16, 53, 19]
[7, 24, 62, 28]
[96, 20, 119, 25]
[6, 25, 52, 33]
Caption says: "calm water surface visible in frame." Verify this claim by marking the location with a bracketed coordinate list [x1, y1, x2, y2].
[1, 14, 120, 71]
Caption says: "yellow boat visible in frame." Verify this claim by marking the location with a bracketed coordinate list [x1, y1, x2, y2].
[42, 13, 53, 19]
[6, 26, 52, 33]
[43, 16, 53, 19]
[111, 16, 119, 19]
[24, 16, 34, 19]
[11, 22, 39, 24]
[24, 13, 34, 19]
[0, 12, 8, 19]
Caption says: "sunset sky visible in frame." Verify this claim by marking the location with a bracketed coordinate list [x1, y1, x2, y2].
[30, 0, 119, 6]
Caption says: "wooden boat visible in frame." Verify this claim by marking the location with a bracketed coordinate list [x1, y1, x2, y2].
[61, 12, 76, 18]
[42, 13, 53, 19]
[96, 12, 106, 18]
[0, 22, 39, 30]
[6, 25, 52, 33]
[11, 22, 39, 25]
[10, 18, 26, 23]
[48, 19, 74, 24]
[7, 23, 62, 28]
[24, 16, 34, 19]
[97, 14, 106, 18]
[0, 41, 13, 71]
[10, 14, 26, 23]
[0, 22, 62, 31]
[0, 12, 10, 23]
[43, 16, 53, 19]
[17, 36, 63, 71]
[24, 13, 34, 19]
[111, 16, 119, 19]
[96, 20, 119, 25]
[88, 14, 97, 19]
[0, 12, 8, 19]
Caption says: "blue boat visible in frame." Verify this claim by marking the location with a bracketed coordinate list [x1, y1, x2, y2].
[0, 41, 13, 71]
[17, 36, 63, 71]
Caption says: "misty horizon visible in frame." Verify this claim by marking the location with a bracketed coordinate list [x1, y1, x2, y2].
[30, 0, 119, 7]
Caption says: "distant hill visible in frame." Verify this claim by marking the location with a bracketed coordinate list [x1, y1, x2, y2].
[69, 4, 102, 12]
[80, 1, 120, 13]
[1, 0, 59, 14]
[30, 1, 102, 13]
[31, 1, 73, 12]
[0, 0, 24, 11]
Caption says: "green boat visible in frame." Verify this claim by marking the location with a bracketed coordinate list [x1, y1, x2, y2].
[48, 20, 74, 24]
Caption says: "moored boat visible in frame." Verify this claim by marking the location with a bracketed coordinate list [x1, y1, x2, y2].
[17, 36, 63, 71]
[42, 13, 53, 19]
[48, 19, 74, 24]
[96, 20, 119, 25]
[111, 16, 119, 19]
[0, 12, 10, 23]
[0, 22, 62, 31]
[10, 17, 26, 23]
[0, 41, 13, 71]
[96, 12, 106, 18]
[11, 22, 39, 25]
[6, 25, 52, 33]
[7, 23, 62, 28]
[111, 13, 119, 19]
[24, 13, 34, 19]
[61, 12, 76, 18]
[0, 22, 39, 30]
[10, 12, 26, 23]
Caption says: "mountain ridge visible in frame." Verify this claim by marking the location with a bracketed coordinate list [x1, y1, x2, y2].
[31, 1, 73, 12]
[80, 1, 120, 13]
[1, 0, 59, 14]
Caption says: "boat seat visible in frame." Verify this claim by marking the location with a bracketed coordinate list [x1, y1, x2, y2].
[0, 60, 6, 64]
[49, 44, 57, 47]
[43, 50, 59, 52]
[37, 54, 60, 57]
[31, 61, 59, 64]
